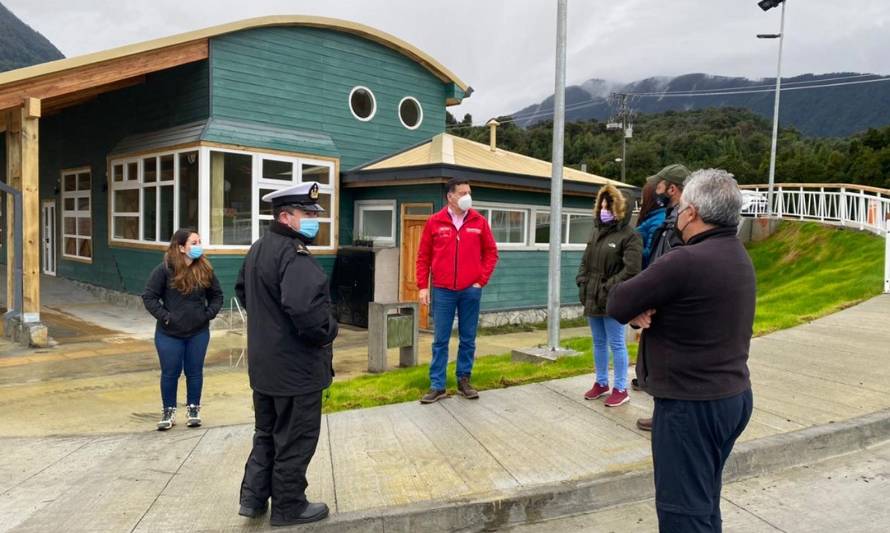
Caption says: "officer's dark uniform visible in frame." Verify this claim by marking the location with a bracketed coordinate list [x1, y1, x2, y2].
[235, 182, 338, 525]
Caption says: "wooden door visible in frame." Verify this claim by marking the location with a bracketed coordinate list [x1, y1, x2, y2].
[400, 216, 430, 329]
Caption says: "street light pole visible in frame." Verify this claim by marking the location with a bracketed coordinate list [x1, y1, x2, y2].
[547, 0, 567, 351]
[763, 0, 787, 216]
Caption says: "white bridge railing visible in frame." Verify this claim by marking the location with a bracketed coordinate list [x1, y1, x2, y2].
[739, 183, 890, 294]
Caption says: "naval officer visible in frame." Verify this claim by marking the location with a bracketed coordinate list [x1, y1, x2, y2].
[235, 181, 338, 526]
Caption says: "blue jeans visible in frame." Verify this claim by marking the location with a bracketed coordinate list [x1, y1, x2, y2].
[430, 286, 482, 390]
[587, 316, 628, 391]
[155, 328, 210, 408]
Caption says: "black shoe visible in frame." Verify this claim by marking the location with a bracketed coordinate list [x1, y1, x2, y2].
[270, 502, 330, 526]
[631, 378, 642, 391]
[238, 501, 268, 518]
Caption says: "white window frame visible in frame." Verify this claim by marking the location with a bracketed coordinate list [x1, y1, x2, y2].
[532, 207, 596, 250]
[61, 167, 92, 262]
[201, 147, 337, 251]
[354, 200, 397, 246]
[110, 146, 337, 252]
[348, 86, 377, 122]
[397, 96, 424, 130]
[474, 201, 530, 249]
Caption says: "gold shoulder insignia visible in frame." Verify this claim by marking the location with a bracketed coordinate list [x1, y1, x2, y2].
[295, 242, 311, 256]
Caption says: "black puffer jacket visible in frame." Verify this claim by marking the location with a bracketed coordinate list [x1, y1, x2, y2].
[142, 262, 224, 338]
[576, 184, 642, 317]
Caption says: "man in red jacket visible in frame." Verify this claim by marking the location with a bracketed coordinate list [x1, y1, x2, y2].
[416, 178, 499, 403]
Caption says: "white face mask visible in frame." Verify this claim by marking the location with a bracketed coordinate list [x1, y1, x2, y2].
[457, 194, 472, 211]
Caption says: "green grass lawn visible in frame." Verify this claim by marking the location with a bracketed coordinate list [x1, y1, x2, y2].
[323, 222, 885, 413]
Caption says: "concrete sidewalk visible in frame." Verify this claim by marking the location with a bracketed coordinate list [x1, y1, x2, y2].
[1, 295, 889, 532]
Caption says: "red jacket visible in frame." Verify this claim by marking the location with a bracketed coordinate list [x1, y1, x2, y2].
[416, 207, 499, 291]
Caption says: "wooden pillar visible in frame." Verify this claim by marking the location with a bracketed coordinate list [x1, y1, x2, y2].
[21, 98, 40, 319]
[210, 151, 224, 244]
[5, 108, 21, 312]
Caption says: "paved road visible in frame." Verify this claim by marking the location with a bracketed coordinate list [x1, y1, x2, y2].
[504, 439, 890, 532]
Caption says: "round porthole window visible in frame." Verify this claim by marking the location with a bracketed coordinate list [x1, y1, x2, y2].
[349, 86, 376, 121]
[398, 97, 423, 130]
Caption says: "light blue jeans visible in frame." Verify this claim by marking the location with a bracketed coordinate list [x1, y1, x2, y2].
[587, 316, 629, 391]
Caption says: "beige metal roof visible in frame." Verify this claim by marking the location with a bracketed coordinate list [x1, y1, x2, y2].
[0, 15, 470, 93]
[363, 133, 633, 188]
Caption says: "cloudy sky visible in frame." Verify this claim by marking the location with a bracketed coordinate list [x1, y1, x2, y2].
[6, 0, 890, 123]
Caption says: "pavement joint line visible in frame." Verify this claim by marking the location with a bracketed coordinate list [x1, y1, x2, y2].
[721, 495, 787, 532]
[749, 358, 890, 396]
[129, 429, 208, 533]
[324, 414, 339, 514]
[438, 398, 523, 487]
[1, 436, 95, 496]
[538, 380, 652, 438]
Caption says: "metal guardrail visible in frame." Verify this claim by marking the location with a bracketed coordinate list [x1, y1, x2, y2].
[740, 183, 890, 294]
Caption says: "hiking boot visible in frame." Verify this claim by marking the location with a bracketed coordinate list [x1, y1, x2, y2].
[636, 417, 653, 431]
[186, 404, 202, 427]
[238, 501, 268, 518]
[584, 382, 610, 400]
[631, 378, 642, 391]
[457, 377, 479, 399]
[604, 388, 630, 407]
[157, 407, 176, 431]
[420, 388, 448, 404]
[270, 502, 330, 526]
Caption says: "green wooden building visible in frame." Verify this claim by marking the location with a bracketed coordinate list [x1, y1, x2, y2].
[0, 16, 632, 334]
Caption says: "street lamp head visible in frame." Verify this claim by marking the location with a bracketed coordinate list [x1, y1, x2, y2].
[757, 33, 781, 39]
[614, 158, 623, 162]
[758, 0, 785, 11]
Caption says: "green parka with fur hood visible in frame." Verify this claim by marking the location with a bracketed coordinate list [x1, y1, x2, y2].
[576, 184, 643, 317]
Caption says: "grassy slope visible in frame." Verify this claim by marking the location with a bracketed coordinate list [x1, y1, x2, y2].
[324, 222, 885, 412]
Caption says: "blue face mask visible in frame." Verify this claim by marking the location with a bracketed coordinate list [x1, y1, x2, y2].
[187, 245, 203, 260]
[297, 218, 319, 240]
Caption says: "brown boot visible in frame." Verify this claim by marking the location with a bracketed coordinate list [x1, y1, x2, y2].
[457, 377, 479, 399]
[636, 417, 653, 431]
[420, 388, 448, 404]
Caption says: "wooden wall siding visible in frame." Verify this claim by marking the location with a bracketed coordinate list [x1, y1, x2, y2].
[481, 250, 584, 311]
[0, 134, 5, 260]
[34, 61, 209, 293]
[209, 27, 447, 170]
[339, 184, 442, 245]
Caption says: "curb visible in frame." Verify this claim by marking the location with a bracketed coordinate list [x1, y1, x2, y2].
[278, 408, 890, 533]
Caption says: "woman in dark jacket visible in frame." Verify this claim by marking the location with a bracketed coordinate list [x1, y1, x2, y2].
[576, 184, 642, 407]
[143, 228, 223, 430]
[635, 182, 667, 269]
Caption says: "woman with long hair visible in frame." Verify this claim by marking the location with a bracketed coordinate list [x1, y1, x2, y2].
[635, 181, 667, 269]
[142, 228, 223, 430]
[576, 185, 642, 407]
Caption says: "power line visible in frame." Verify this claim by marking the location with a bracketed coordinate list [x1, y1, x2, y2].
[625, 73, 884, 96]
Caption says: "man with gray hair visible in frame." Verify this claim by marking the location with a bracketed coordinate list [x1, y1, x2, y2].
[608, 169, 755, 533]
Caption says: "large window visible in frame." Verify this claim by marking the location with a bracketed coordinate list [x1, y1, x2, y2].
[355, 200, 396, 245]
[111, 149, 198, 244]
[110, 147, 336, 250]
[474, 201, 595, 250]
[61, 168, 92, 261]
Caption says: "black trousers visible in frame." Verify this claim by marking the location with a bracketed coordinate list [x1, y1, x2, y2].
[652, 388, 753, 533]
[240, 389, 323, 520]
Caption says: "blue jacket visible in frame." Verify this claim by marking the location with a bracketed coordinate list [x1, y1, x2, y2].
[636, 207, 666, 268]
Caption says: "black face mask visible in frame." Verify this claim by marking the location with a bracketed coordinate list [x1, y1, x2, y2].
[655, 193, 671, 208]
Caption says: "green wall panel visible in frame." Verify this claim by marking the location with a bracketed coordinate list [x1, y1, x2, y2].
[209, 27, 449, 170]
[480, 250, 583, 311]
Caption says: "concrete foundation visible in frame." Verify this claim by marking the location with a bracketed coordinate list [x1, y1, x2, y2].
[479, 304, 584, 329]
[511, 346, 578, 363]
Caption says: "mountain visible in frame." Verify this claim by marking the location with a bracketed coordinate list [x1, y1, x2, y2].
[511, 73, 890, 138]
[0, 2, 64, 73]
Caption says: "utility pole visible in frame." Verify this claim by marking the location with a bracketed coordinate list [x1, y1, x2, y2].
[547, 0, 567, 351]
[757, 0, 788, 216]
[607, 92, 634, 182]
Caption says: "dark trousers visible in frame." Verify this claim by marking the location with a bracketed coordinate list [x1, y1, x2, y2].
[154, 328, 210, 408]
[240, 389, 323, 520]
[652, 388, 753, 533]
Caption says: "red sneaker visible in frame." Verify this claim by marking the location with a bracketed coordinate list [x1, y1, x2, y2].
[584, 382, 610, 400]
[604, 388, 629, 407]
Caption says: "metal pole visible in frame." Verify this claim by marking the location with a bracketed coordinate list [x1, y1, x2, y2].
[621, 124, 627, 183]
[766, 0, 787, 216]
[547, 0, 567, 351]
